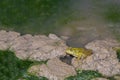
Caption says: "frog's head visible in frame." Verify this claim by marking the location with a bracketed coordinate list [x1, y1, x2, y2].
[66, 47, 76, 55]
[84, 49, 92, 55]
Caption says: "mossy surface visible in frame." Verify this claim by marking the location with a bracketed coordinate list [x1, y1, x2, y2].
[0, 50, 48, 80]
[116, 49, 120, 62]
[103, 4, 120, 23]
[19, 74, 48, 80]
[65, 70, 103, 80]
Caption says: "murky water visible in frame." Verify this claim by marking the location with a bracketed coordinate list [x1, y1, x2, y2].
[0, 0, 120, 47]
[57, 0, 120, 47]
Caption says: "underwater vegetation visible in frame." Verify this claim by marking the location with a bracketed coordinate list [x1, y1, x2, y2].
[0, 50, 48, 80]
[0, 0, 61, 26]
[116, 49, 120, 62]
[102, 4, 120, 41]
[0, 0, 119, 35]
[65, 70, 103, 80]
[104, 4, 120, 23]
[0, 0, 71, 34]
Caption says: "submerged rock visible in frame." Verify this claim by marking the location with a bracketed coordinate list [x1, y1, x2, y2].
[72, 39, 120, 76]
[28, 58, 76, 80]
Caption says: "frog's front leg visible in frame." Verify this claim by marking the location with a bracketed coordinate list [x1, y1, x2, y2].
[77, 56, 81, 60]
[78, 54, 85, 61]
[76, 55, 83, 66]
[77, 55, 82, 60]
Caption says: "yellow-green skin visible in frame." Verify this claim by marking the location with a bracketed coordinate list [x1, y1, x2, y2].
[66, 47, 92, 60]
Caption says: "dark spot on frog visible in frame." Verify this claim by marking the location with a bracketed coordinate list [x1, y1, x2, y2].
[59, 54, 73, 65]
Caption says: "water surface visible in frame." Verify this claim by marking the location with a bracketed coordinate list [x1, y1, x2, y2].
[0, 0, 120, 47]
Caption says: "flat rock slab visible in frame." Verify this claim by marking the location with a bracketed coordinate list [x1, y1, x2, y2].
[72, 39, 120, 76]
[28, 58, 76, 80]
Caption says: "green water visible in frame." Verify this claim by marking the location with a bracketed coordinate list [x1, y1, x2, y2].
[0, 0, 71, 34]
[0, 0, 120, 45]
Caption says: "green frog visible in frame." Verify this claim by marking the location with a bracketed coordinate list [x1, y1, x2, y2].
[66, 47, 92, 60]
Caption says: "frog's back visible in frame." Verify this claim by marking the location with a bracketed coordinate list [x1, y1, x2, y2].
[66, 47, 92, 59]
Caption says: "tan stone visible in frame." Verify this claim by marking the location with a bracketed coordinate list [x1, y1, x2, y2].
[0, 30, 20, 50]
[6, 31, 67, 61]
[28, 58, 76, 80]
[72, 39, 120, 76]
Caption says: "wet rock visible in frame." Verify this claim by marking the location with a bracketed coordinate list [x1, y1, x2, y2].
[60, 36, 69, 40]
[48, 33, 62, 40]
[28, 58, 76, 80]
[72, 39, 120, 76]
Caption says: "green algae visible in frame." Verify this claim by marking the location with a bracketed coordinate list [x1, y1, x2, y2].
[65, 70, 103, 80]
[0, 50, 48, 80]
[115, 49, 120, 62]
[104, 4, 120, 23]
[19, 74, 48, 80]
[103, 4, 120, 41]
[0, 0, 60, 26]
